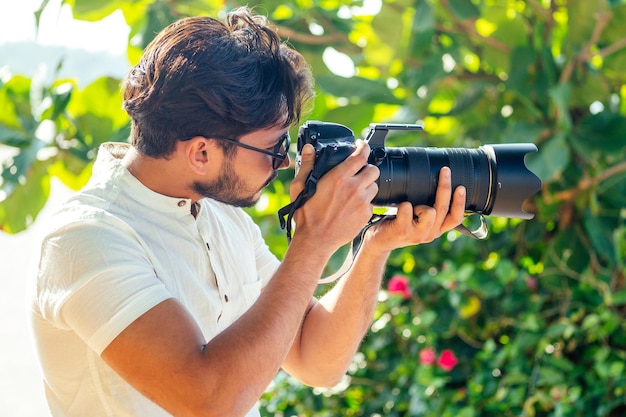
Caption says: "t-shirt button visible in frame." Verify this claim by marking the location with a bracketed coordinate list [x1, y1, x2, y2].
[177, 200, 187, 207]
[224, 294, 229, 302]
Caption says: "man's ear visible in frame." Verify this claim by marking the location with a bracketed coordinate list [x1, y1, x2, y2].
[183, 136, 212, 175]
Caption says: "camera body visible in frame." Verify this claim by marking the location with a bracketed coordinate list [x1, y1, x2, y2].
[296, 120, 542, 220]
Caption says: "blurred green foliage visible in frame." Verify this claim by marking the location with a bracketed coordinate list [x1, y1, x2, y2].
[2, 0, 626, 415]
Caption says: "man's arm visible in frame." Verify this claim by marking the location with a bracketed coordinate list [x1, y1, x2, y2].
[101, 238, 327, 417]
[281, 149, 466, 387]
[100, 141, 379, 417]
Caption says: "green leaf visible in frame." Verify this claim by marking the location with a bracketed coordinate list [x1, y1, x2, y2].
[568, 0, 609, 45]
[315, 75, 402, 104]
[602, 3, 626, 43]
[67, 77, 129, 149]
[72, 0, 123, 21]
[49, 82, 75, 120]
[49, 155, 94, 191]
[495, 259, 517, 286]
[0, 158, 50, 233]
[372, 2, 405, 52]
[538, 366, 566, 385]
[506, 47, 536, 93]
[571, 111, 626, 155]
[70, 77, 126, 121]
[543, 227, 590, 278]
[499, 122, 544, 145]
[610, 289, 626, 306]
[570, 71, 610, 109]
[447, 0, 480, 20]
[413, 0, 435, 33]
[0, 125, 29, 147]
[405, 54, 447, 88]
[582, 209, 617, 265]
[34, 0, 51, 31]
[445, 82, 489, 116]
[130, 0, 178, 51]
[544, 355, 575, 373]
[549, 83, 573, 131]
[525, 133, 570, 183]
[0, 75, 34, 132]
[1, 138, 47, 197]
[602, 48, 626, 76]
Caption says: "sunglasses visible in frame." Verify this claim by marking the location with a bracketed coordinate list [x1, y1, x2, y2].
[208, 133, 290, 170]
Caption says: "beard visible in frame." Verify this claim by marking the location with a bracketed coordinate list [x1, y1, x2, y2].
[191, 157, 277, 208]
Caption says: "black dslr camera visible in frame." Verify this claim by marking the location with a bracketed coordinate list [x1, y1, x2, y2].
[296, 120, 542, 220]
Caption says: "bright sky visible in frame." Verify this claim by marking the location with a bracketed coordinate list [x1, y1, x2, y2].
[0, 0, 128, 55]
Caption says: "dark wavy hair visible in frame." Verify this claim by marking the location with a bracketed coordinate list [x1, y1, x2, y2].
[122, 7, 315, 158]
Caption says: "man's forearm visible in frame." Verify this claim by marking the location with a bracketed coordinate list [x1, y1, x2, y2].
[284, 242, 391, 387]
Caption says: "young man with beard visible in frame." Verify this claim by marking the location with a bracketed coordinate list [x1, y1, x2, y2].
[30, 7, 466, 417]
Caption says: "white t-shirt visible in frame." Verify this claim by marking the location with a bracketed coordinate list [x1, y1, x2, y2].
[30, 143, 281, 417]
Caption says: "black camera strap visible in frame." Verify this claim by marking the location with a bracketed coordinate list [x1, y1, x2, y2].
[315, 214, 387, 284]
[278, 144, 388, 284]
[278, 146, 337, 243]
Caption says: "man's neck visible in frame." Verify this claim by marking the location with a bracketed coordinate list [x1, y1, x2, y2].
[121, 146, 200, 203]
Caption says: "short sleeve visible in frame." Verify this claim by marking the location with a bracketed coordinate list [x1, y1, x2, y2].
[36, 216, 172, 355]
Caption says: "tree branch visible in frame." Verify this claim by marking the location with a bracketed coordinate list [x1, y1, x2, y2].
[526, 0, 553, 22]
[437, 0, 511, 53]
[559, 10, 613, 84]
[598, 37, 626, 58]
[276, 25, 350, 46]
[546, 160, 626, 203]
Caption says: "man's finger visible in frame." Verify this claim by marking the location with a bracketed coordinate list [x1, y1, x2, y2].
[432, 167, 453, 226]
[290, 144, 315, 199]
[328, 140, 370, 177]
[442, 185, 466, 232]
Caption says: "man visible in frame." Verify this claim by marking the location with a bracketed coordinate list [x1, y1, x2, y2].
[30, 7, 466, 417]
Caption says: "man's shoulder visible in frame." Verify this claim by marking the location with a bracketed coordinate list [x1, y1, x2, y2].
[41, 199, 132, 244]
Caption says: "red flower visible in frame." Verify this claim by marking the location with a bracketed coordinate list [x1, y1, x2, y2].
[437, 349, 459, 372]
[419, 347, 436, 365]
[387, 275, 411, 299]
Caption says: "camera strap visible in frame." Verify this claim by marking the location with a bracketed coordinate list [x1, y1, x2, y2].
[278, 146, 337, 243]
[316, 214, 389, 284]
[454, 213, 489, 240]
[316, 213, 488, 284]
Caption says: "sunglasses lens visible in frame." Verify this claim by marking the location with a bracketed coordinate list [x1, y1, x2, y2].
[272, 135, 290, 169]
[277, 135, 289, 154]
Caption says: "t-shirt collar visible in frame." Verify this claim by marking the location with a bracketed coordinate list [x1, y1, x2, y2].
[95, 142, 196, 218]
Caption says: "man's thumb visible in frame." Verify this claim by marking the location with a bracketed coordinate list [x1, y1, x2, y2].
[295, 143, 315, 180]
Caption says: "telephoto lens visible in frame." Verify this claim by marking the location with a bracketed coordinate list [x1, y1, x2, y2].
[372, 143, 542, 219]
[298, 121, 542, 219]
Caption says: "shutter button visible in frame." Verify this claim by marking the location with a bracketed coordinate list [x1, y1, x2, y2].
[177, 200, 186, 207]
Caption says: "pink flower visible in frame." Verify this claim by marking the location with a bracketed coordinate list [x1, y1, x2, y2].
[437, 349, 459, 372]
[387, 275, 411, 299]
[419, 347, 436, 365]
[525, 276, 538, 292]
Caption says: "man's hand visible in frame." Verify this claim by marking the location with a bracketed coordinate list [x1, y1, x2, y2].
[364, 166, 466, 252]
[288, 141, 379, 251]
